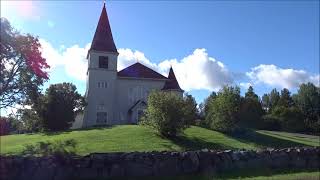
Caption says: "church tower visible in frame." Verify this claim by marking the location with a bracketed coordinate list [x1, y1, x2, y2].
[83, 3, 118, 127]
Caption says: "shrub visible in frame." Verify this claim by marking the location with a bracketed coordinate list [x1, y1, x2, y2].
[205, 86, 241, 133]
[261, 114, 282, 131]
[239, 98, 264, 129]
[140, 91, 187, 137]
[271, 106, 306, 132]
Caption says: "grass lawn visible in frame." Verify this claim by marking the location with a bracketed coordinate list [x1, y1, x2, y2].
[1, 125, 319, 155]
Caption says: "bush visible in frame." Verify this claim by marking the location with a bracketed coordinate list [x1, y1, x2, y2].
[140, 91, 187, 137]
[271, 106, 306, 132]
[261, 114, 282, 131]
[205, 86, 241, 133]
[39, 83, 85, 131]
[240, 98, 265, 129]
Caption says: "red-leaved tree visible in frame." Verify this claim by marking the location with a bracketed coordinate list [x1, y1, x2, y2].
[0, 18, 50, 109]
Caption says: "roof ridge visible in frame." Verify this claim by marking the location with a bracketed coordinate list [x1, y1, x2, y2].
[118, 62, 167, 79]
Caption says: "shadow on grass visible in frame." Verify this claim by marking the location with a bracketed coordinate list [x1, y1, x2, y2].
[21, 139, 77, 156]
[165, 134, 234, 151]
[227, 129, 311, 149]
[43, 125, 116, 136]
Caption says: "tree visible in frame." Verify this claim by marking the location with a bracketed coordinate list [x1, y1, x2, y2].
[245, 86, 259, 101]
[39, 83, 85, 131]
[205, 86, 241, 133]
[140, 91, 187, 137]
[294, 83, 320, 133]
[0, 18, 49, 109]
[271, 106, 305, 132]
[269, 89, 280, 110]
[16, 108, 43, 132]
[183, 93, 198, 125]
[278, 88, 294, 108]
[239, 86, 264, 129]
[261, 93, 270, 112]
[203, 91, 217, 116]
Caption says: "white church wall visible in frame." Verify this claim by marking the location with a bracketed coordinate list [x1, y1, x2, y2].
[115, 78, 166, 124]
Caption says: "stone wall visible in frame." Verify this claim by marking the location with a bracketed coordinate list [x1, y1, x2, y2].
[1, 147, 319, 180]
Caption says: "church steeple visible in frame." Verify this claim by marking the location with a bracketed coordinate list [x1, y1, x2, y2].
[89, 3, 117, 53]
[162, 67, 183, 91]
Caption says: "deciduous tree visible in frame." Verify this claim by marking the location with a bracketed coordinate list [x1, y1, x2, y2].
[0, 18, 49, 109]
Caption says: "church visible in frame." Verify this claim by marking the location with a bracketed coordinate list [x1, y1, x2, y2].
[75, 4, 183, 128]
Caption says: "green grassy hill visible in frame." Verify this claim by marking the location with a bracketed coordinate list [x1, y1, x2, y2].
[1, 125, 319, 156]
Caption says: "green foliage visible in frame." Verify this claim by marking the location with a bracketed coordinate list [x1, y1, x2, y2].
[239, 86, 264, 129]
[261, 93, 270, 112]
[271, 106, 305, 132]
[39, 83, 85, 131]
[278, 88, 294, 108]
[245, 86, 259, 101]
[17, 109, 44, 132]
[294, 83, 320, 133]
[183, 93, 198, 125]
[0, 116, 24, 135]
[261, 114, 282, 131]
[140, 91, 187, 137]
[203, 92, 217, 117]
[205, 86, 241, 133]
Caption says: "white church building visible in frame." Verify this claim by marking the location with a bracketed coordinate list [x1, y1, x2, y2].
[74, 4, 183, 128]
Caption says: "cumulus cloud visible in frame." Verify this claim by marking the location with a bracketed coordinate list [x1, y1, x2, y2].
[117, 48, 158, 71]
[39, 41, 234, 91]
[39, 39, 90, 81]
[118, 48, 234, 91]
[246, 64, 320, 89]
[159, 49, 234, 91]
[40, 39, 319, 92]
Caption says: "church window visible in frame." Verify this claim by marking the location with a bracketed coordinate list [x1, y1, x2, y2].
[99, 56, 108, 69]
[96, 112, 107, 124]
[97, 104, 105, 111]
[98, 82, 108, 88]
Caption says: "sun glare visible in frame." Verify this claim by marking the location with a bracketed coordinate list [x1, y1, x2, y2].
[1, 1, 39, 20]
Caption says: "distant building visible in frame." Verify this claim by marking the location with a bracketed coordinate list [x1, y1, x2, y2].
[74, 3, 183, 128]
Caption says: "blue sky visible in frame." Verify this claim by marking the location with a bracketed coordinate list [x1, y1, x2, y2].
[1, 1, 319, 106]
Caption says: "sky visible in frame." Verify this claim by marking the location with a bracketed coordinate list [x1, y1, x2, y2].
[1, 1, 319, 113]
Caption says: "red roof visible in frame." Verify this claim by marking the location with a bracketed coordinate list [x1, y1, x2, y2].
[162, 67, 183, 91]
[118, 63, 167, 79]
[90, 3, 117, 53]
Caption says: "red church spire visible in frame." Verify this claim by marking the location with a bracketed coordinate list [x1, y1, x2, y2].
[162, 67, 183, 91]
[89, 3, 117, 53]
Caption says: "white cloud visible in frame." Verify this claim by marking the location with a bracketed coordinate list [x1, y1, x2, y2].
[246, 64, 320, 89]
[39, 39, 319, 92]
[40, 41, 234, 91]
[239, 82, 253, 89]
[117, 48, 158, 71]
[117, 48, 234, 91]
[158, 49, 234, 91]
[39, 39, 90, 81]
